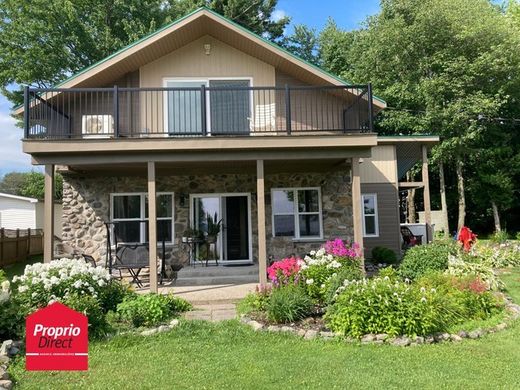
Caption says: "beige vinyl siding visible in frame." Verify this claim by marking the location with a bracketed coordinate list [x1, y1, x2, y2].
[138, 35, 275, 134]
[360, 145, 398, 184]
[361, 183, 401, 258]
[275, 70, 360, 132]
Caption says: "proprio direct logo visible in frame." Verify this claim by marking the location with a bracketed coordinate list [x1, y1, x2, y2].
[26, 302, 88, 371]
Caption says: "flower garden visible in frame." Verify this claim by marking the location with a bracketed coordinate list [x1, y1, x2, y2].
[0, 258, 191, 342]
[238, 237, 520, 342]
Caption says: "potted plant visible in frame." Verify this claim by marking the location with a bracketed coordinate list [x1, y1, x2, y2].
[182, 227, 203, 243]
[205, 213, 222, 244]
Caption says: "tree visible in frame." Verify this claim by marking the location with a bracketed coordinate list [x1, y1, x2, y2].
[0, 172, 63, 200]
[322, 0, 520, 232]
[0, 0, 289, 106]
[281, 24, 321, 65]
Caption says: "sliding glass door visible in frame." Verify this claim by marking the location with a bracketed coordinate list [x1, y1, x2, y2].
[165, 80, 205, 135]
[209, 80, 251, 135]
[191, 194, 252, 264]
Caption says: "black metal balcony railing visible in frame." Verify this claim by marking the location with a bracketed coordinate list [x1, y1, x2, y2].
[23, 84, 374, 140]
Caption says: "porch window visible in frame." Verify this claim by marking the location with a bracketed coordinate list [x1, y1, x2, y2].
[110, 193, 174, 243]
[361, 194, 379, 237]
[271, 188, 322, 239]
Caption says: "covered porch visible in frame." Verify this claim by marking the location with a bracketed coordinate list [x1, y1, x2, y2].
[36, 141, 372, 292]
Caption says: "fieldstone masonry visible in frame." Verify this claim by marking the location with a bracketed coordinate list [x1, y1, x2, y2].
[61, 170, 353, 265]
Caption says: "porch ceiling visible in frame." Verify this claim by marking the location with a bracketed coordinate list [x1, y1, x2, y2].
[60, 158, 352, 176]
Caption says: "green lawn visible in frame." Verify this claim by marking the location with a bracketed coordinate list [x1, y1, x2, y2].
[9, 268, 520, 390]
[1, 255, 42, 280]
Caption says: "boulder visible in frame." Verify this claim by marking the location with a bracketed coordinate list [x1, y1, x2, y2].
[0, 379, 12, 390]
[361, 334, 376, 343]
[450, 334, 463, 342]
[468, 329, 484, 339]
[376, 334, 389, 341]
[140, 328, 158, 336]
[392, 337, 411, 347]
[169, 319, 180, 327]
[304, 330, 318, 340]
[247, 321, 263, 331]
[0, 342, 12, 357]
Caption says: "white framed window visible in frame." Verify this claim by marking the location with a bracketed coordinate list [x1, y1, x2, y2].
[361, 193, 379, 237]
[271, 188, 323, 239]
[110, 192, 174, 244]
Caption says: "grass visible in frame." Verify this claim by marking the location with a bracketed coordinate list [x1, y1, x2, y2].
[1, 255, 42, 280]
[8, 268, 520, 389]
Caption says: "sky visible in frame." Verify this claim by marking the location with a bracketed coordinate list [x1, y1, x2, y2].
[0, 0, 381, 177]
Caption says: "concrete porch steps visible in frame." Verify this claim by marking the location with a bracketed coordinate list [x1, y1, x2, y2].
[174, 264, 259, 286]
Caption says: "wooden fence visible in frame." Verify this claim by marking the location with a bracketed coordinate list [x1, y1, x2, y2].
[0, 228, 44, 267]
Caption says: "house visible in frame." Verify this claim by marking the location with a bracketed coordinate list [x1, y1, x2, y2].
[15, 7, 437, 291]
[0, 192, 63, 234]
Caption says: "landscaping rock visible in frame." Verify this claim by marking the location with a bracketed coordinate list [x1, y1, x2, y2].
[392, 337, 411, 347]
[0, 366, 9, 380]
[361, 334, 376, 343]
[425, 336, 435, 344]
[280, 326, 294, 333]
[457, 330, 468, 338]
[376, 334, 388, 341]
[373, 340, 384, 345]
[247, 321, 263, 331]
[495, 323, 507, 331]
[0, 379, 12, 390]
[0, 342, 12, 357]
[267, 325, 280, 332]
[240, 316, 251, 324]
[6, 348, 18, 357]
[169, 319, 180, 327]
[468, 329, 484, 339]
[414, 336, 424, 345]
[157, 325, 170, 333]
[304, 330, 318, 340]
[297, 329, 307, 337]
[450, 334, 463, 342]
[141, 328, 158, 336]
[320, 331, 335, 339]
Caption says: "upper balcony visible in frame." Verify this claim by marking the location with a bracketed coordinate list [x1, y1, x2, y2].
[23, 84, 375, 140]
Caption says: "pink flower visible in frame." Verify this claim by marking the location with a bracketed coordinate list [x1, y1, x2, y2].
[267, 257, 301, 286]
[323, 238, 360, 258]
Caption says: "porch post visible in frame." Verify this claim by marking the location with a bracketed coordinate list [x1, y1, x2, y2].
[351, 158, 364, 263]
[256, 159, 267, 285]
[422, 145, 432, 242]
[43, 164, 55, 263]
[147, 161, 158, 292]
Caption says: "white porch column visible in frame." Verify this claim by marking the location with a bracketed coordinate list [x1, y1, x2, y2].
[422, 145, 432, 242]
[147, 161, 158, 293]
[351, 158, 364, 262]
[43, 164, 55, 263]
[256, 159, 267, 285]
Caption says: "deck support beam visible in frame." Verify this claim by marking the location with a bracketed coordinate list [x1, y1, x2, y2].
[351, 158, 364, 264]
[147, 161, 158, 292]
[422, 145, 432, 242]
[43, 164, 55, 263]
[256, 159, 267, 285]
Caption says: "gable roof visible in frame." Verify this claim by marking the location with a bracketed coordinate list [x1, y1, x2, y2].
[14, 7, 385, 115]
[0, 192, 38, 203]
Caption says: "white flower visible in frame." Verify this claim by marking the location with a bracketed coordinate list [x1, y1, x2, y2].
[18, 285, 28, 293]
[306, 279, 314, 285]
[420, 287, 426, 293]
[421, 297, 427, 303]
[72, 280, 83, 289]
[97, 279, 106, 287]
[1, 280, 10, 292]
[431, 288, 436, 293]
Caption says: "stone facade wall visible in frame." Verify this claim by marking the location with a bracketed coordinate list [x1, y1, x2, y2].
[61, 170, 353, 265]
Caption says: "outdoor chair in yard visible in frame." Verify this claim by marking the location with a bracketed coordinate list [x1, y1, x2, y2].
[400, 226, 422, 250]
[105, 221, 180, 287]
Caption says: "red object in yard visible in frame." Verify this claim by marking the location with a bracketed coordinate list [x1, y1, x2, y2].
[458, 226, 477, 252]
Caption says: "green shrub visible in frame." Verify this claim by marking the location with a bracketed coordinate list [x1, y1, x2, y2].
[63, 294, 109, 339]
[490, 230, 509, 244]
[324, 277, 456, 337]
[371, 246, 398, 264]
[267, 285, 313, 324]
[97, 281, 136, 313]
[399, 241, 458, 280]
[378, 266, 400, 281]
[324, 264, 364, 304]
[0, 269, 6, 283]
[417, 273, 503, 320]
[0, 282, 24, 339]
[237, 286, 271, 315]
[470, 241, 520, 268]
[116, 293, 191, 327]
[445, 254, 503, 291]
